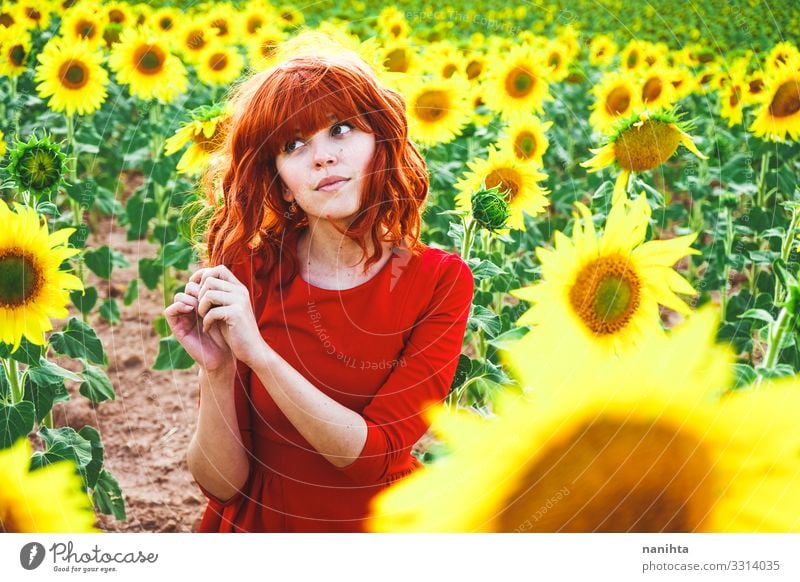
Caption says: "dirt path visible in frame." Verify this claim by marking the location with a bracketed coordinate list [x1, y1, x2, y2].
[53, 215, 205, 532]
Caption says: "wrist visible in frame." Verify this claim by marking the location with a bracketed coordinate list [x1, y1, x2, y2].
[201, 360, 235, 382]
[244, 338, 275, 373]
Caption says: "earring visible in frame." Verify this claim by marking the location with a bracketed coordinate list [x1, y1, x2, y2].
[289, 200, 298, 214]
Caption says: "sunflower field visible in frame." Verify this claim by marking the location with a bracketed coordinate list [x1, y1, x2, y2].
[1, 0, 800, 533]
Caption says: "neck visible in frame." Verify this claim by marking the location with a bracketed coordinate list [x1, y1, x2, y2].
[298, 219, 391, 272]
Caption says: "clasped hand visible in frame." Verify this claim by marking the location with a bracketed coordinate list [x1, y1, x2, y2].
[164, 265, 265, 371]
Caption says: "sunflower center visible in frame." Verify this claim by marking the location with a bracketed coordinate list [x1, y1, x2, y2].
[466, 59, 482, 80]
[442, 63, 457, 78]
[642, 77, 663, 103]
[505, 67, 536, 98]
[0, 12, 14, 27]
[261, 41, 277, 58]
[495, 419, 715, 532]
[58, 60, 89, 90]
[604, 86, 631, 116]
[187, 30, 205, 51]
[247, 16, 263, 34]
[548, 52, 561, 69]
[209, 52, 228, 71]
[568, 255, 641, 334]
[729, 86, 741, 108]
[134, 45, 165, 75]
[749, 78, 764, 94]
[76, 19, 96, 39]
[9, 44, 26, 67]
[769, 79, 800, 118]
[108, 9, 124, 23]
[159, 17, 174, 31]
[513, 131, 537, 159]
[18, 147, 63, 192]
[384, 48, 410, 73]
[414, 90, 449, 123]
[485, 168, 521, 201]
[211, 18, 228, 36]
[613, 120, 682, 172]
[626, 50, 639, 69]
[0, 250, 41, 308]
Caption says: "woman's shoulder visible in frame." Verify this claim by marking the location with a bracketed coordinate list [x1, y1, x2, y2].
[414, 245, 473, 286]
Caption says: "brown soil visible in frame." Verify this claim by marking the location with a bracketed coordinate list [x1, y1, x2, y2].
[52, 215, 205, 532]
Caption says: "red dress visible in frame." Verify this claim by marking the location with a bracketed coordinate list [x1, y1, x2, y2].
[196, 237, 474, 532]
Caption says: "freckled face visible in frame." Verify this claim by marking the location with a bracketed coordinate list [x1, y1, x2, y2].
[275, 117, 376, 225]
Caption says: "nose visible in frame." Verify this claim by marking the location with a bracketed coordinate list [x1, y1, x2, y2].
[312, 137, 338, 168]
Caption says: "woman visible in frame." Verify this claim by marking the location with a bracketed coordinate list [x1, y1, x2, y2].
[164, 34, 474, 532]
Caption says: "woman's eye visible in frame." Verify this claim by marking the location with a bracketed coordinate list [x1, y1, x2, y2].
[332, 122, 353, 136]
[283, 139, 304, 153]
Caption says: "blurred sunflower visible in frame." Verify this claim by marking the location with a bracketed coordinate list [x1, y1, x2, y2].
[468, 84, 493, 126]
[744, 70, 766, 105]
[34, 37, 108, 117]
[239, 0, 277, 39]
[582, 110, 707, 202]
[17, 0, 52, 30]
[276, 6, 304, 29]
[764, 41, 800, 74]
[151, 7, 179, 34]
[620, 39, 652, 72]
[6, 133, 67, 200]
[749, 68, 800, 142]
[456, 145, 549, 231]
[176, 18, 210, 64]
[59, 4, 107, 49]
[639, 66, 677, 110]
[0, 25, 32, 78]
[483, 46, 551, 119]
[503, 115, 552, 165]
[108, 26, 187, 102]
[421, 41, 463, 79]
[669, 66, 697, 101]
[404, 75, 472, 147]
[542, 39, 571, 82]
[462, 50, 486, 82]
[370, 310, 800, 533]
[0, 200, 83, 350]
[380, 40, 419, 75]
[246, 26, 285, 71]
[205, 4, 238, 43]
[0, 438, 98, 532]
[196, 42, 245, 87]
[376, 6, 410, 41]
[588, 71, 641, 134]
[719, 78, 746, 127]
[511, 193, 698, 354]
[588, 34, 616, 67]
[164, 103, 230, 175]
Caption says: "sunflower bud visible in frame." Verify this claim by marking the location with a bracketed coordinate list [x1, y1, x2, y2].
[471, 184, 510, 232]
[6, 133, 67, 201]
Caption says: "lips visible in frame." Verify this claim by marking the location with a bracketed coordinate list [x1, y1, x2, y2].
[315, 176, 350, 190]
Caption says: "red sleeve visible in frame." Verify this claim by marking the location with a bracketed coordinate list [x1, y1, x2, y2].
[338, 253, 474, 486]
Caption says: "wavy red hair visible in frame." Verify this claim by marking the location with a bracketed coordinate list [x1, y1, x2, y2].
[204, 35, 429, 288]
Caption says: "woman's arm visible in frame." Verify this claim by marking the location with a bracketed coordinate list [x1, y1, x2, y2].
[248, 347, 368, 468]
[186, 363, 251, 502]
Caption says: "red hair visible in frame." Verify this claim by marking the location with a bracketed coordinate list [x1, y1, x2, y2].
[204, 35, 429, 288]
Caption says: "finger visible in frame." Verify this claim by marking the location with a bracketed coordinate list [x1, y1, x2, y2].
[198, 276, 237, 300]
[200, 265, 240, 287]
[198, 289, 234, 318]
[173, 292, 198, 307]
[189, 268, 210, 284]
[164, 303, 193, 318]
[184, 281, 201, 297]
[203, 306, 232, 333]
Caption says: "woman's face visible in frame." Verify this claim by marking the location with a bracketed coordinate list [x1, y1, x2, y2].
[275, 115, 376, 226]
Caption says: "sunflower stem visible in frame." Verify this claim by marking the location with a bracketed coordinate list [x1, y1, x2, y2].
[759, 306, 792, 381]
[10, 76, 20, 139]
[774, 205, 800, 305]
[720, 207, 735, 321]
[460, 216, 477, 262]
[756, 152, 770, 209]
[4, 358, 22, 405]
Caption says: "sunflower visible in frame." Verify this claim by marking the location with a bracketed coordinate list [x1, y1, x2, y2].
[582, 110, 708, 202]
[175, 18, 209, 64]
[239, 0, 277, 39]
[588, 71, 641, 134]
[462, 50, 486, 82]
[483, 45, 551, 119]
[404, 75, 472, 147]
[0, 438, 98, 532]
[245, 26, 285, 71]
[164, 103, 230, 175]
[542, 39, 571, 82]
[764, 41, 800, 75]
[380, 40, 419, 75]
[503, 114, 552, 165]
[276, 6, 304, 29]
[17, 0, 52, 30]
[588, 34, 616, 67]
[749, 68, 800, 142]
[669, 66, 697, 101]
[455, 145, 549, 231]
[151, 6, 180, 34]
[420, 41, 463, 80]
[59, 4, 107, 49]
[103, 1, 134, 28]
[620, 39, 652, 72]
[376, 6, 410, 41]
[511, 193, 698, 355]
[196, 42, 245, 87]
[34, 37, 108, 117]
[0, 24, 32, 78]
[6, 133, 67, 200]
[0, 200, 83, 350]
[639, 65, 677, 110]
[744, 70, 767, 105]
[204, 4, 237, 43]
[370, 309, 800, 532]
[108, 26, 187, 102]
[719, 78, 746, 127]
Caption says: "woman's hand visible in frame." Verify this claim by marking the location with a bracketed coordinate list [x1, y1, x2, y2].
[190, 265, 267, 369]
[164, 287, 232, 373]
